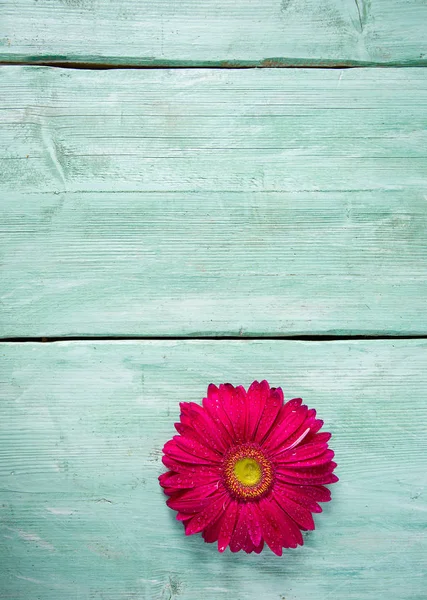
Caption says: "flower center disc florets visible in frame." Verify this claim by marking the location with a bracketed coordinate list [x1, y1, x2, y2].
[222, 443, 274, 501]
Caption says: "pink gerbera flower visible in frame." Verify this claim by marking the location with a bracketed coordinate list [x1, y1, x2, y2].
[159, 381, 338, 556]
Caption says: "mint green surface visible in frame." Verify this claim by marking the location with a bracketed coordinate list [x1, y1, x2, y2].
[1, 66, 427, 337]
[1, 2, 427, 596]
[1, 340, 426, 599]
[1, 0, 427, 66]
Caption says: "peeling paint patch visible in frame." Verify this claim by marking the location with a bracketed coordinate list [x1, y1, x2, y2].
[6, 527, 55, 551]
[46, 507, 74, 515]
[87, 543, 122, 559]
[16, 575, 44, 584]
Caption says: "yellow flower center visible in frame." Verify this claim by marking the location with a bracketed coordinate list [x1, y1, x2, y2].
[234, 458, 262, 487]
[222, 443, 274, 501]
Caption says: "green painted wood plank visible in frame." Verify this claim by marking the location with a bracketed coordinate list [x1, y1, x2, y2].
[1, 0, 427, 66]
[0, 340, 426, 599]
[1, 66, 427, 337]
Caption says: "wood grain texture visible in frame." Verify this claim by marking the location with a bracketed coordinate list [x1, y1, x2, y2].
[1, 66, 427, 337]
[0, 340, 426, 599]
[1, 0, 427, 66]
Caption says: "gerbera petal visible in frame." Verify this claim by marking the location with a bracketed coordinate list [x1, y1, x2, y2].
[176, 512, 193, 522]
[180, 401, 227, 453]
[277, 424, 313, 454]
[271, 497, 304, 546]
[275, 482, 323, 513]
[276, 440, 329, 463]
[262, 397, 304, 449]
[175, 482, 221, 501]
[246, 501, 262, 546]
[263, 404, 308, 453]
[161, 455, 221, 479]
[174, 422, 216, 451]
[253, 501, 283, 556]
[255, 389, 284, 444]
[167, 494, 215, 514]
[279, 461, 337, 478]
[300, 484, 332, 502]
[184, 491, 228, 536]
[162, 487, 179, 497]
[243, 538, 257, 553]
[163, 440, 217, 465]
[163, 472, 220, 489]
[217, 499, 239, 553]
[202, 515, 223, 543]
[258, 498, 297, 549]
[287, 449, 335, 469]
[173, 435, 222, 462]
[281, 396, 302, 417]
[275, 492, 315, 530]
[217, 384, 235, 425]
[159, 471, 196, 496]
[245, 380, 271, 441]
[238, 530, 252, 554]
[158, 471, 175, 488]
[229, 504, 250, 553]
[270, 386, 284, 403]
[232, 385, 248, 443]
[219, 384, 247, 443]
[206, 383, 219, 399]
[306, 431, 332, 445]
[178, 402, 199, 431]
[309, 418, 324, 435]
[277, 469, 339, 486]
[277, 482, 332, 503]
[203, 384, 234, 445]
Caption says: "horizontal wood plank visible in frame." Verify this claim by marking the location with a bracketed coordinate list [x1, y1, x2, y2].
[1, 66, 426, 337]
[0, 339, 426, 599]
[1, 0, 427, 66]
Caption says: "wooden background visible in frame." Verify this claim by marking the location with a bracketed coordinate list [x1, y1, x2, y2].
[0, 1, 426, 599]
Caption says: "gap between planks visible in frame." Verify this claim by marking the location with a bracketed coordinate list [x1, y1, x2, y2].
[1, 60, 427, 70]
[2, 335, 427, 344]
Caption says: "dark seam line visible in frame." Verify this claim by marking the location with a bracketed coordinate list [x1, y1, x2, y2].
[1, 335, 426, 343]
[0, 60, 426, 70]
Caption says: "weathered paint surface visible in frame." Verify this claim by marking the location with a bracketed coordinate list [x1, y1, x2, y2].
[1, 0, 426, 596]
[0, 0, 427, 66]
[0, 340, 426, 599]
[1, 67, 427, 337]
